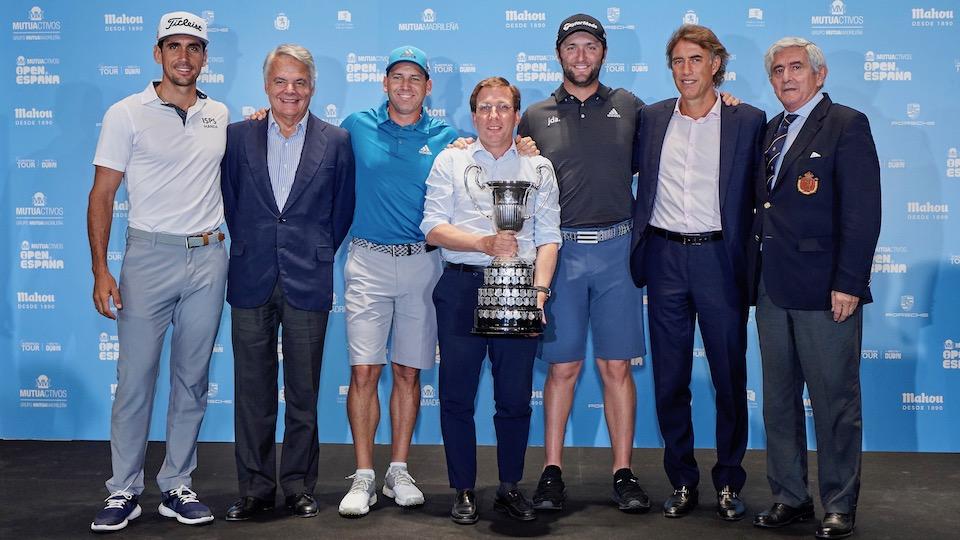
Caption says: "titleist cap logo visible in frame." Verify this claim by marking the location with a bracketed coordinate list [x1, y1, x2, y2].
[165, 17, 203, 32]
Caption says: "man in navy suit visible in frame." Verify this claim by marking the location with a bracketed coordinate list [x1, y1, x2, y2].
[220, 44, 355, 521]
[749, 37, 880, 540]
[630, 25, 765, 522]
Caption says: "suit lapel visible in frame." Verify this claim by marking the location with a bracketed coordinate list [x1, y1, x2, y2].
[718, 103, 738, 209]
[245, 117, 279, 215]
[646, 100, 675, 208]
[775, 94, 832, 188]
[281, 114, 327, 214]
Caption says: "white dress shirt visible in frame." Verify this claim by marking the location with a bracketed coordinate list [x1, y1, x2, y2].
[650, 91, 722, 234]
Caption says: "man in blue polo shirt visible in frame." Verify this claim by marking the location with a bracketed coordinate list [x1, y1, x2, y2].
[336, 46, 456, 517]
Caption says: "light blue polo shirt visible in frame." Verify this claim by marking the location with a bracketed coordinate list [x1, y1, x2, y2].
[341, 102, 458, 244]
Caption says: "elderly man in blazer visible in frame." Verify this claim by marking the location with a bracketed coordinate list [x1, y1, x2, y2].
[749, 37, 880, 540]
[630, 25, 765, 522]
[220, 44, 355, 521]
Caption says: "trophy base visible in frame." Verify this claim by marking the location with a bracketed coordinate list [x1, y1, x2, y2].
[473, 257, 542, 337]
[471, 318, 543, 338]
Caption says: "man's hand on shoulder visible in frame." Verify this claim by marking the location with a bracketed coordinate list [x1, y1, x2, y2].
[448, 137, 474, 150]
[719, 92, 741, 107]
[515, 135, 539, 156]
[246, 108, 269, 121]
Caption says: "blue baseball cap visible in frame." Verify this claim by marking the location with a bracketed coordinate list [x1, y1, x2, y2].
[386, 46, 430, 79]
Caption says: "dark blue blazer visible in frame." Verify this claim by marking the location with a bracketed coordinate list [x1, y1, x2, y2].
[221, 113, 355, 311]
[630, 98, 766, 300]
[747, 94, 881, 310]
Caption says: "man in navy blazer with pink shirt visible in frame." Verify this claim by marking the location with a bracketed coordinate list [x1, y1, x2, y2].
[220, 44, 355, 521]
[630, 25, 765, 522]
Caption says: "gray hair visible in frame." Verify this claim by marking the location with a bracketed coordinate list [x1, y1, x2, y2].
[262, 44, 316, 87]
[764, 37, 827, 77]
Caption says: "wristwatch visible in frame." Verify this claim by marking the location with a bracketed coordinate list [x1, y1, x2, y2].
[533, 285, 551, 297]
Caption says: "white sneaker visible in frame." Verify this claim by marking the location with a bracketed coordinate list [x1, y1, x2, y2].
[383, 467, 425, 507]
[338, 473, 377, 517]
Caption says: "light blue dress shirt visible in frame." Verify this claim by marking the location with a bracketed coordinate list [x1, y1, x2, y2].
[267, 111, 307, 211]
[421, 141, 562, 266]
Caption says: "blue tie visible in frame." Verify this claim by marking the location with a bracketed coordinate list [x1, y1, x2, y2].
[764, 113, 798, 192]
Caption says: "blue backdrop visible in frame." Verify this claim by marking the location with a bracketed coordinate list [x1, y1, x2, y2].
[3, 1, 958, 452]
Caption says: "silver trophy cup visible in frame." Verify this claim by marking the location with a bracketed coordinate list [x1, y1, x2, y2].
[464, 164, 551, 336]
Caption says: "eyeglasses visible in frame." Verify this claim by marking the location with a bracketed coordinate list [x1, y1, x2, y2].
[476, 103, 514, 116]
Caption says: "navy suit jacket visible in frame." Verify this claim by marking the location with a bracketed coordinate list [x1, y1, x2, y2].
[747, 93, 881, 310]
[221, 113, 355, 311]
[630, 98, 766, 301]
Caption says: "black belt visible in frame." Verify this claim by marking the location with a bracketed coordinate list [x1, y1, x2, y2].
[649, 226, 723, 246]
[444, 262, 485, 273]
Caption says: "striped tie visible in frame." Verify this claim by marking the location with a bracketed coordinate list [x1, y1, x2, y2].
[764, 113, 798, 192]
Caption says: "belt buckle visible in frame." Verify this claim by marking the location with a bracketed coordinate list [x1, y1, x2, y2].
[576, 231, 599, 244]
[682, 235, 703, 246]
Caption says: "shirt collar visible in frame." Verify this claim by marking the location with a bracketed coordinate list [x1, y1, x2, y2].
[377, 100, 431, 134]
[673, 89, 722, 120]
[782, 91, 824, 121]
[553, 82, 612, 104]
[469, 139, 518, 161]
[140, 81, 207, 105]
[267, 110, 308, 136]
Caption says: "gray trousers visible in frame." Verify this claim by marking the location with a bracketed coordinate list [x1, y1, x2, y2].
[106, 228, 227, 495]
[756, 278, 863, 514]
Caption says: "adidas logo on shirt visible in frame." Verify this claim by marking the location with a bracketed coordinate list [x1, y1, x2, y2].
[419, 144, 433, 156]
[607, 108, 621, 118]
[547, 115, 560, 126]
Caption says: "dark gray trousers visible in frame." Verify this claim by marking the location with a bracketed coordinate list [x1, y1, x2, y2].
[231, 282, 329, 500]
[756, 279, 863, 514]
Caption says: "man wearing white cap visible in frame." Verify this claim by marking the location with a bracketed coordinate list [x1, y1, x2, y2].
[87, 11, 228, 532]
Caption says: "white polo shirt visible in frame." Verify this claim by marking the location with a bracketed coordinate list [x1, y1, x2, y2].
[93, 81, 228, 235]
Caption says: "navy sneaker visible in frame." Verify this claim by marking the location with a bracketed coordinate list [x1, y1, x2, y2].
[158, 485, 214, 525]
[90, 490, 142, 532]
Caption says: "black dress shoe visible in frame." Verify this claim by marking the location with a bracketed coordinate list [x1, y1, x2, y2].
[752, 501, 815, 528]
[815, 512, 855, 539]
[494, 489, 536, 522]
[663, 485, 698, 518]
[225, 496, 273, 521]
[451, 489, 479, 525]
[716, 486, 746, 521]
[284, 492, 319, 518]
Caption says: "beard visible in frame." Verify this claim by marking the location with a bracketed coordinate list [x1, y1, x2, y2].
[562, 62, 602, 88]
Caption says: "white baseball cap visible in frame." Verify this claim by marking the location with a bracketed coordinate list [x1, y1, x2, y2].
[157, 11, 208, 45]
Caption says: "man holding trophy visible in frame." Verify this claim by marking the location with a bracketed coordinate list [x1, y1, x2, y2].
[421, 77, 561, 525]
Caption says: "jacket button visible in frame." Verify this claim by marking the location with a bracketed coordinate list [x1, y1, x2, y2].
[278, 218, 286, 223]
[763, 202, 772, 209]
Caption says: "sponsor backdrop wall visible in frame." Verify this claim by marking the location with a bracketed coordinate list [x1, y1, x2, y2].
[3, 1, 958, 452]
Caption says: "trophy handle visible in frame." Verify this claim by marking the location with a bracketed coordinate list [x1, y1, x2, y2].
[524, 164, 554, 220]
[463, 164, 492, 220]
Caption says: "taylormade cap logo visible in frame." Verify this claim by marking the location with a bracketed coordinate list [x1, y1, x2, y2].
[563, 20, 598, 31]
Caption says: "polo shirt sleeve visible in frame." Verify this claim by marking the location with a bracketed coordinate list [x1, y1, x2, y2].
[420, 149, 456, 238]
[532, 159, 562, 248]
[93, 103, 134, 173]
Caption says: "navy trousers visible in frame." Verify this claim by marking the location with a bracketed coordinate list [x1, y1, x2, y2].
[433, 266, 536, 489]
[645, 234, 748, 491]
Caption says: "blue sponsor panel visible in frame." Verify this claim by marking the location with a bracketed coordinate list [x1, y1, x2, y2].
[2, 0, 958, 452]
